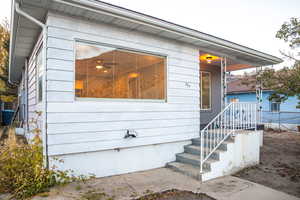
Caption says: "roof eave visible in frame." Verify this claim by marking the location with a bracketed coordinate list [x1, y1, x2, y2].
[56, 0, 283, 65]
[9, 0, 283, 83]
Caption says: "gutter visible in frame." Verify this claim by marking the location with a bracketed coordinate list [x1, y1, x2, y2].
[14, 2, 49, 168]
[53, 0, 282, 65]
[15, 3, 44, 28]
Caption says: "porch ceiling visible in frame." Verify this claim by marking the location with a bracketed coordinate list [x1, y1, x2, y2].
[9, 0, 283, 82]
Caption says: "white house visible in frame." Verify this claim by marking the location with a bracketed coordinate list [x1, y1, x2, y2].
[9, 0, 282, 181]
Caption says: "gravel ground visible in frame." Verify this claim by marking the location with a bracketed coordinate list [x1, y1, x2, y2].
[234, 130, 300, 198]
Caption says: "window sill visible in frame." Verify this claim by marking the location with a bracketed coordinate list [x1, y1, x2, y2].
[75, 97, 167, 103]
[200, 109, 212, 112]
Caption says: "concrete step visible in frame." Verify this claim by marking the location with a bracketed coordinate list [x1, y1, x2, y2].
[168, 132, 240, 181]
[176, 153, 218, 170]
[184, 145, 225, 160]
[191, 137, 234, 150]
[166, 162, 206, 180]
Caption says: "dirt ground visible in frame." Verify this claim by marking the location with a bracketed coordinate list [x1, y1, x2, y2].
[234, 130, 300, 198]
[134, 189, 215, 200]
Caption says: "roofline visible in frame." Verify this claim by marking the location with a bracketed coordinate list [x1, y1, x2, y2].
[9, 0, 283, 82]
[54, 0, 283, 65]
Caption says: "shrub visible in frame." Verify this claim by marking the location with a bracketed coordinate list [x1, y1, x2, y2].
[0, 113, 91, 199]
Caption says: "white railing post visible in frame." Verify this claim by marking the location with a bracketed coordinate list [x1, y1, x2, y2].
[254, 104, 257, 131]
[200, 131, 203, 173]
[199, 102, 258, 176]
[232, 103, 235, 133]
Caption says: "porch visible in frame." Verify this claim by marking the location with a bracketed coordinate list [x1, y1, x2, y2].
[167, 49, 266, 181]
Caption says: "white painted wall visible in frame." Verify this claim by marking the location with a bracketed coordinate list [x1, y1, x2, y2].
[25, 34, 43, 138]
[202, 130, 262, 181]
[45, 12, 200, 157]
[51, 140, 190, 177]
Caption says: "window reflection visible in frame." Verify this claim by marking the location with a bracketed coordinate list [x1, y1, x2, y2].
[75, 42, 166, 100]
[200, 72, 211, 109]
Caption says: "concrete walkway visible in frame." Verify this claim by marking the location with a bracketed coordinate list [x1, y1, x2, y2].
[32, 168, 299, 200]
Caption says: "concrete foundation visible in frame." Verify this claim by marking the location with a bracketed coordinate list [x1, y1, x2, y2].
[50, 140, 191, 177]
[202, 130, 262, 181]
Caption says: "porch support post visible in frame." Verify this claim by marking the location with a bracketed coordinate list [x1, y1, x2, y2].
[256, 66, 263, 125]
[221, 57, 227, 109]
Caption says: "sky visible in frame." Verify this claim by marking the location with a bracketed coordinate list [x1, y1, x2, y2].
[1, 0, 299, 74]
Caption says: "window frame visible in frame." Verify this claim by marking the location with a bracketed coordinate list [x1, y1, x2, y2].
[36, 45, 43, 103]
[200, 71, 212, 110]
[270, 101, 280, 112]
[73, 39, 168, 103]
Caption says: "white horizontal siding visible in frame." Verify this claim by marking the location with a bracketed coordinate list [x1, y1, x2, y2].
[47, 70, 73, 82]
[48, 133, 197, 155]
[47, 80, 73, 92]
[45, 12, 200, 155]
[25, 33, 46, 140]
[46, 14, 198, 57]
[169, 66, 199, 77]
[47, 102, 198, 112]
[47, 59, 73, 71]
[48, 118, 198, 134]
[47, 48, 73, 60]
[27, 52, 37, 122]
[168, 80, 199, 91]
[168, 88, 199, 97]
[47, 37, 74, 50]
[168, 73, 198, 84]
[47, 91, 74, 102]
[47, 111, 199, 124]
[48, 125, 198, 145]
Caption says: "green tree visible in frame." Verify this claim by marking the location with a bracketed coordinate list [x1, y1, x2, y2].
[0, 19, 17, 103]
[276, 17, 300, 49]
[258, 17, 300, 108]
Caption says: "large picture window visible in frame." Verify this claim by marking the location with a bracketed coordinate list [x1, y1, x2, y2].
[75, 42, 166, 100]
[200, 71, 211, 110]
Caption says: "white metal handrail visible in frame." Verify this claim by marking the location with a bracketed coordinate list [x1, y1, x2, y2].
[200, 102, 257, 173]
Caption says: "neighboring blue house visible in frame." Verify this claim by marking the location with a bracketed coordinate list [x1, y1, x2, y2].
[227, 78, 300, 128]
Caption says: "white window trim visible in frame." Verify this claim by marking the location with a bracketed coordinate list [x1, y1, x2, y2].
[73, 39, 168, 102]
[200, 71, 212, 110]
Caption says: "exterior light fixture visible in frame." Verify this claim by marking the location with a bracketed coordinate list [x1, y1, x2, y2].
[200, 54, 220, 64]
[206, 56, 213, 64]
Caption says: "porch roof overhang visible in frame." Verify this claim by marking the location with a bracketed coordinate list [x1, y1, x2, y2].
[9, 0, 283, 83]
